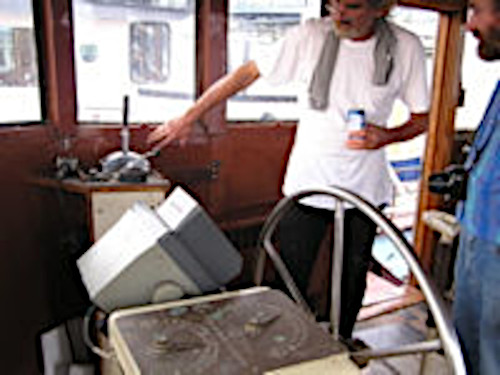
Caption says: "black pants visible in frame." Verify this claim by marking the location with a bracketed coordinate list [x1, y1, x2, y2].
[278, 201, 377, 338]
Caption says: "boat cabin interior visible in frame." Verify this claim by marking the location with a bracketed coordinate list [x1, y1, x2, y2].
[1, 0, 498, 374]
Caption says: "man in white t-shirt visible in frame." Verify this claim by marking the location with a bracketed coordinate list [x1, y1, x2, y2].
[149, 0, 429, 339]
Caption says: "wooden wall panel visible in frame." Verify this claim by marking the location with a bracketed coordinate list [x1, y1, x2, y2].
[398, 0, 466, 12]
[197, 0, 228, 135]
[0, 128, 54, 375]
[0, 121, 295, 373]
[414, 12, 464, 271]
[214, 124, 295, 228]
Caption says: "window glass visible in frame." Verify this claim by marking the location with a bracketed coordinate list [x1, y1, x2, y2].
[384, 7, 439, 235]
[385, 6, 438, 125]
[0, 28, 14, 74]
[227, 0, 321, 121]
[227, 3, 437, 123]
[390, 6, 438, 87]
[384, 7, 439, 166]
[455, 32, 500, 130]
[0, 1, 41, 124]
[73, 0, 195, 123]
[130, 22, 170, 84]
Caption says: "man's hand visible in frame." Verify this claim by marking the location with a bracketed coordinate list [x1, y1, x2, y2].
[346, 123, 391, 150]
[147, 116, 194, 150]
[346, 113, 429, 150]
[146, 61, 261, 151]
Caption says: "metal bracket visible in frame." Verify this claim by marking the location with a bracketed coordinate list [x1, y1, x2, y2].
[208, 160, 221, 181]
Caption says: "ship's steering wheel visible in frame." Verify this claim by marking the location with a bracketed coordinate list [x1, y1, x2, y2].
[254, 186, 465, 374]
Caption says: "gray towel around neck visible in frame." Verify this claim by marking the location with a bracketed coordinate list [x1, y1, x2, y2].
[308, 19, 397, 110]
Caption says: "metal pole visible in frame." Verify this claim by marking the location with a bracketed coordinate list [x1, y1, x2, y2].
[351, 339, 442, 361]
[330, 200, 345, 340]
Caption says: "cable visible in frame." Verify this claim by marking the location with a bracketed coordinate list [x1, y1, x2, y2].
[83, 305, 115, 360]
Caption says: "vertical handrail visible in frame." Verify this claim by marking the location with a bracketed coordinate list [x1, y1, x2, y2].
[330, 200, 345, 341]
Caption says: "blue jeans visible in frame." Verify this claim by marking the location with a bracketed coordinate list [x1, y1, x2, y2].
[453, 229, 500, 375]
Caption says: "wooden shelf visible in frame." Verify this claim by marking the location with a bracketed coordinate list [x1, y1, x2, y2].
[32, 176, 171, 195]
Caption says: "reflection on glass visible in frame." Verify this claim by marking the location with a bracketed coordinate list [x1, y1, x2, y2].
[0, 1, 41, 124]
[0, 28, 14, 74]
[130, 22, 170, 84]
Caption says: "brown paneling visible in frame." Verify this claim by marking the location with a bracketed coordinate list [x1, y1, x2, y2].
[0, 127, 54, 177]
[0, 128, 55, 375]
[414, 12, 464, 271]
[0, 126, 217, 374]
[398, 0, 466, 12]
[0, 0, 286, 372]
[0, 2, 73, 369]
[197, 0, 228, 135]
[215, 124, 295, 222]
[41, 0, 77, 129]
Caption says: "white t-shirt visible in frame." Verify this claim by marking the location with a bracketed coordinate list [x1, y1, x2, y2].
[256, 17, 429, 209]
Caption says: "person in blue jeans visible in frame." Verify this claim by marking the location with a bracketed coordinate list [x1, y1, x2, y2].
[453, 1, 500, 374]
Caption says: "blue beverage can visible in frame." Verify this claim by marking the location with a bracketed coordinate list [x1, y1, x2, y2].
[347, 109, 366, 131]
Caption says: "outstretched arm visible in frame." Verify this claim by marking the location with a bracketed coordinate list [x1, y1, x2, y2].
[346, 112, 429, 150]
[148, 60, 261, 149]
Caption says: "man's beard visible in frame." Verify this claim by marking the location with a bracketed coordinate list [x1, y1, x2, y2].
[333, 20, 372, 39]
[475, 27, 500, 61]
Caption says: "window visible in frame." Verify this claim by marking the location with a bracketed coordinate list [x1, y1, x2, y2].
[384, 7, 439, 229]
[0, 28, 14, 74]
[0, 1, 41, 124]
[455, 32, 500, 130]
[227, 3, 438, 125]
[383, 7, 439, 167]
[130, 22, 170, 84]
[0, 28, 38, 86]
[385, 6, 438, 124]
[227, 0, 321, 121]
[73, 0, 195, 123]
[390, 6, 438, 86]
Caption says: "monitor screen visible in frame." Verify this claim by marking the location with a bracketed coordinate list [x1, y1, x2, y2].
[77, 186, 243, 312]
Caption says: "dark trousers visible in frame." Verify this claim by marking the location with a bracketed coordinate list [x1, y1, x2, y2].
[278, 201, 377, 338]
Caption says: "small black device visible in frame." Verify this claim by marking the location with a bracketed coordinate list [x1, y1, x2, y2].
[428, 164, 468, 202]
